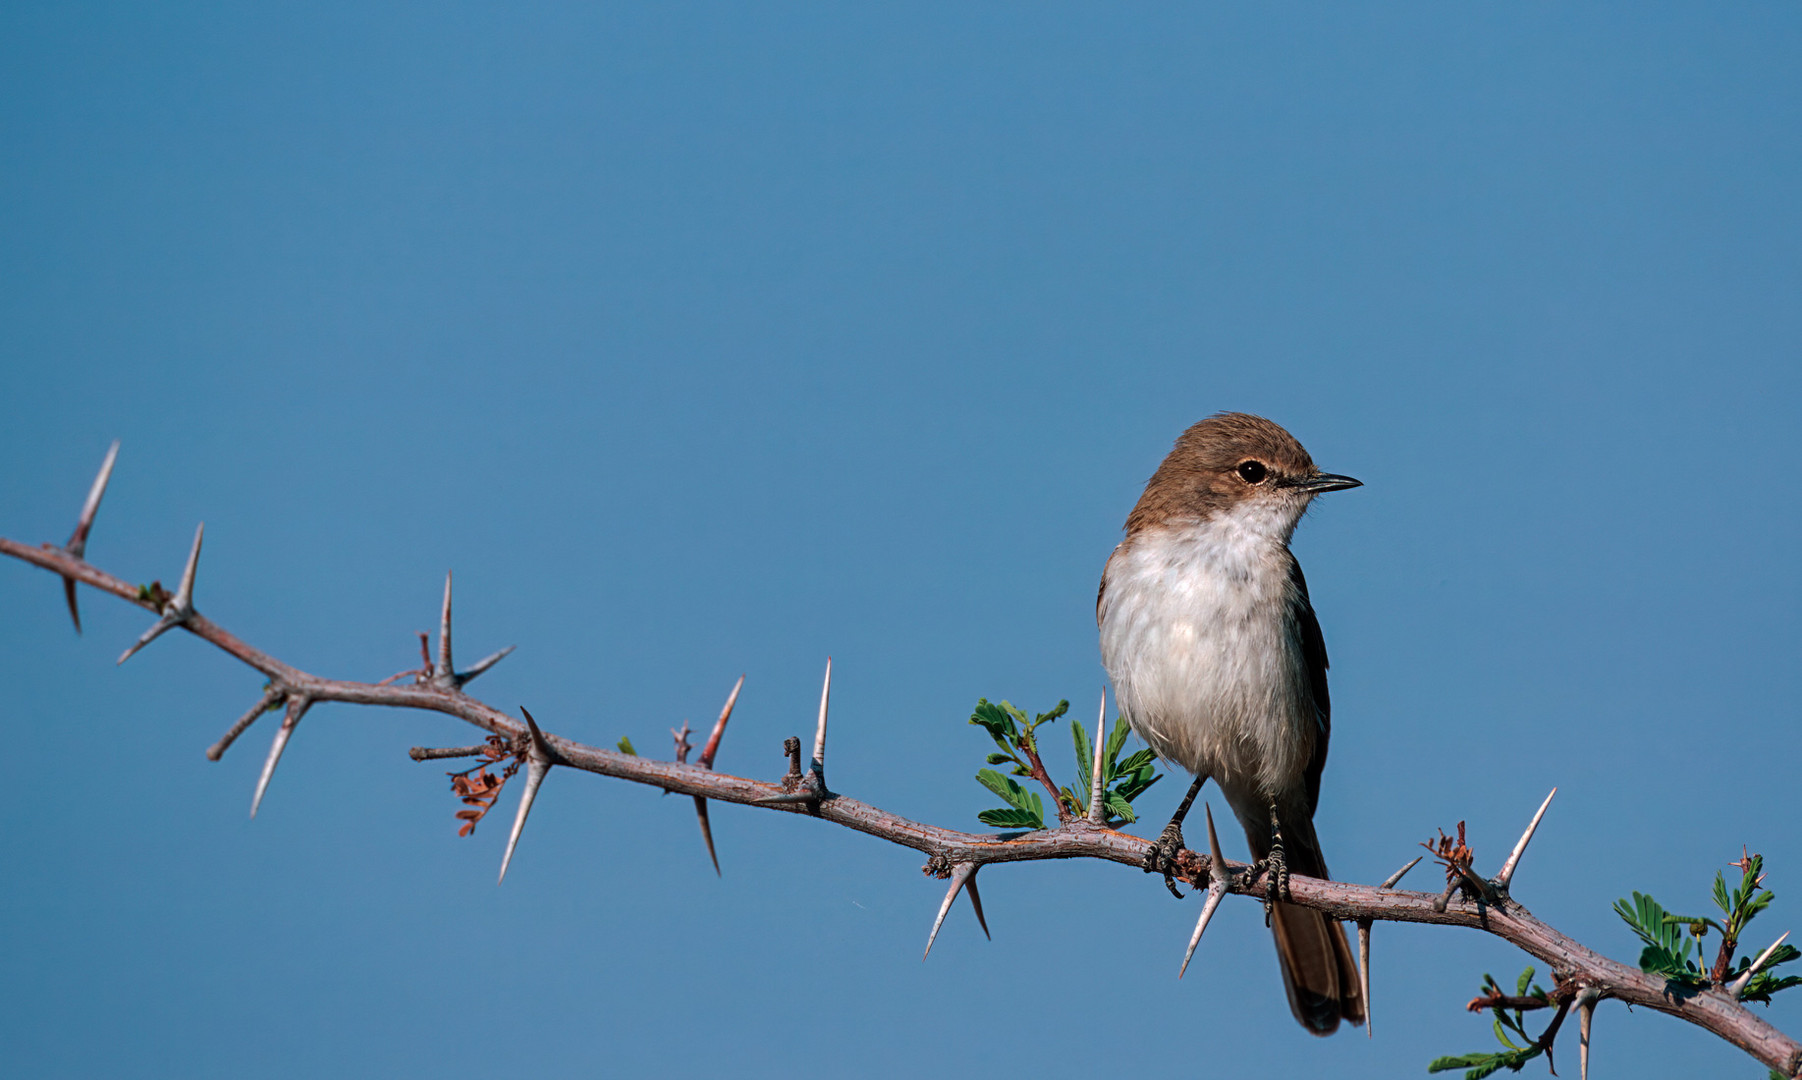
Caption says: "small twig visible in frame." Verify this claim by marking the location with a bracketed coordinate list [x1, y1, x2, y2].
[409, 743, 497, 761]
[207, 684, 284, 761]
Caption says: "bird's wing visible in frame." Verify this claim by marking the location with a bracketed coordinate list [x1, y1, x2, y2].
[1289, 555, 1332, 815]
[1096, 542, 1125, 627]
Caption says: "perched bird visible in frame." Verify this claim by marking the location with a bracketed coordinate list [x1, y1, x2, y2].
[1097, 412, 1364, 1035]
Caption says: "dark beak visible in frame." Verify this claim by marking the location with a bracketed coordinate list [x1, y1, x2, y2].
[1290, 472, 1362, 493]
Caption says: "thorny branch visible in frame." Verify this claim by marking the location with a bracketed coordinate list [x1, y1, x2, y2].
[3, 470, 1800, 1078]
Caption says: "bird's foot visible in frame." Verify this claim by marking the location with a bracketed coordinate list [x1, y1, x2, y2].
[1142, 819, 1188, 900]
[1252, 804, 1291, 925]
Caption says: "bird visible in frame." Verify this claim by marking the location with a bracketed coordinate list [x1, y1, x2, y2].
[1097, 412, 1365, 1035]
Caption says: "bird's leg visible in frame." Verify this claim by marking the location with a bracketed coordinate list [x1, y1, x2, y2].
[1246, 798, 1291, 923]
[1143, 774, 1206, 899]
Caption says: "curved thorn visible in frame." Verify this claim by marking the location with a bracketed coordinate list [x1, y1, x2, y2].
[1359, 920, 1373, 1037]
[1087, 688, 1107, 824]
[1382, 855, 1425, 890]
[460, 645, 515, 684]
[924, 862, 978, 958]
[63, 575, 82, 634]
[811, 657, 831, 778]
[67, 439, 120, 556]
[693, 795, 719, 875]
[437, 571, 454, 681]
[699, 674, 744, 770]
[173, 523, 203, 611]
[963, 865, 990, 940]
[117, 612, 179, 665]
[1496, 788, 1557, 890]
[517, 706, 554, 762]
[251, 696, 309, 818]
[1728, 930, 1791, 998]
[208, 686, 284, 761]
[497, 756, 550, 885]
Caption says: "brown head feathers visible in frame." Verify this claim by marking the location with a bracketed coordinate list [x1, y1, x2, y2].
[1124, 413, 1351, 533]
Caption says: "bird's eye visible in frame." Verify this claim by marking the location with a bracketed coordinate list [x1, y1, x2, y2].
[1236, 460, 1268, 484]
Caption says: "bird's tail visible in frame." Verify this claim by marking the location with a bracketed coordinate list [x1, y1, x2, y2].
[1245, 811, 1365, 1036]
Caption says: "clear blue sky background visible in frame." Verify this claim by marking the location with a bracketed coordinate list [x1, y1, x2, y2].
[3, 4, 1799, 1078]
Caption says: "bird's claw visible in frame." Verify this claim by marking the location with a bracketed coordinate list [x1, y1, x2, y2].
[1143, 819, 1188, 899]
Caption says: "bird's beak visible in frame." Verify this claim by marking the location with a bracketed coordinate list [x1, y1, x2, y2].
[1290, 472, 1362, 493]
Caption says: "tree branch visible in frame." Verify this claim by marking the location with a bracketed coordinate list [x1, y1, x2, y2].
[3, 529, 1798, 1078]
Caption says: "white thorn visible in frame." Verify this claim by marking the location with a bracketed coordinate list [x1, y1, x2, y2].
[173, 522, 204, 611]
[1087, 688, 1107, 824]
[1495, 787, 1557, 890]
[811, 657, 831, 776]
[699, 674, 744, 769]
[924, 862, 977, 959]
[69, 439, 120, 555]
[1728, 930, 1791, 998]
[1179, 804, 1231, 979]
[250, 698, 307, 818]
[497, 756, 549, 885]
[1382, 856, 1425, 890]
[1359, 920, 1373, 1038]
[1178, 885, 1227, 979]
[1578, 991, 1596, 1080]
[461, 645, 516, 683]
[438, 571, 454, 679]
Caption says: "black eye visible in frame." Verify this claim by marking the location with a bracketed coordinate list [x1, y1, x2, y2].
[1236, 460, 1268, 484]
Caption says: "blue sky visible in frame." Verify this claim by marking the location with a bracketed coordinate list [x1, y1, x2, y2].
[3, 4, 1799, 1077]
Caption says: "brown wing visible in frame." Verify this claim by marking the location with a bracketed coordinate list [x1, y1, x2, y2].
[1289, 555, 1331, 815]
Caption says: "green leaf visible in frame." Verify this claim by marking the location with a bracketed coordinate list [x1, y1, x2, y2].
[1034, 699, 1070, 726]
[974, 768, 1044, 826]
[1116, 747, 1156, 776]
[1105, 715, 1131, 765]
[1712, 870, 1732, 916]
[969, 699, 1018, 744]
[985, 752, 1014, 766]
[1515, 967, 1535, 996]
[1104, 791, 1137, 824]
[1491, 1018, 1518, 1050]
[616, 736, 637, 756]
[976, 806, 1044, 829]
[1071, 722, 1094, 801]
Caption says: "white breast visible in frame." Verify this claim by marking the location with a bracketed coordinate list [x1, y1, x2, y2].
[1098, 509, 1318, 802]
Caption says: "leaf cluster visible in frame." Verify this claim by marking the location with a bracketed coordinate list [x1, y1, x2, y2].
[1613, 853, 1800, 1001]
[1427, 968, 1553, 1080]
[967, 698, 1160, 830]
[969, 699, 1065, 829]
